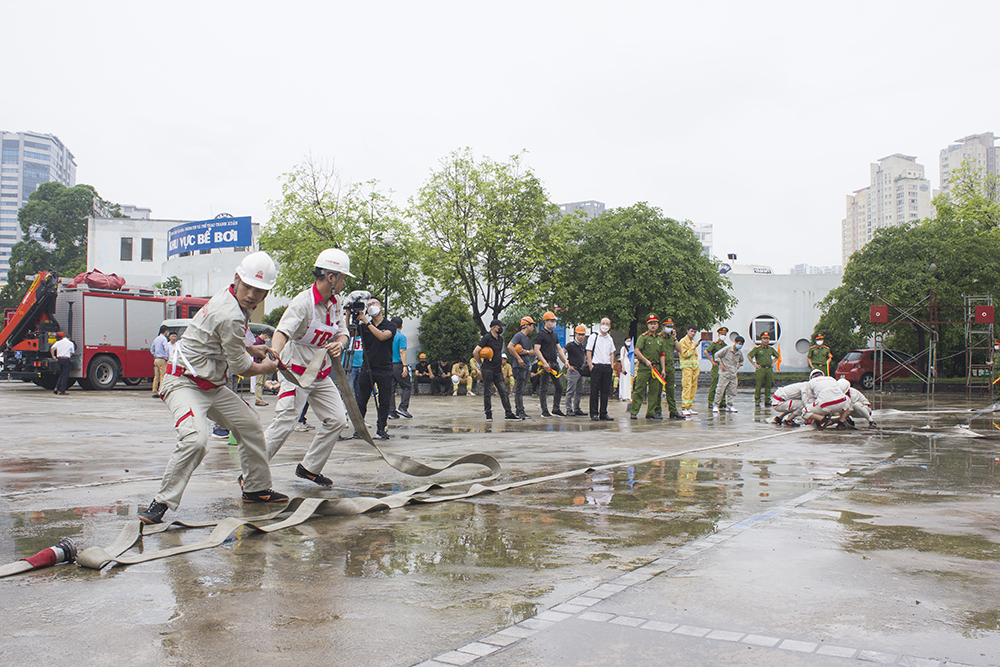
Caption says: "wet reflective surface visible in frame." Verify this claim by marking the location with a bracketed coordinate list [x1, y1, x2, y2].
[2, 384, 999, 665]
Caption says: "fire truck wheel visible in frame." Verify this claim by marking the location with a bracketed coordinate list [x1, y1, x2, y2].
[87, 355, 121, 391]
[122, 377, 143, 386]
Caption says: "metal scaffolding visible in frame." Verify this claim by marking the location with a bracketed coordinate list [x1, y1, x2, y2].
[964, 294, 995, 398]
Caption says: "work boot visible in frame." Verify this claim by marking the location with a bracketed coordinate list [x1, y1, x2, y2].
[773, 416, 783, 425]
[296, 463, 333, 487]
[630, 413, 638, 419]
[138, 500, 168, 525]
[648, 414, 663, 420]
[242, 488, 290, 503]
[669, 413, 685, 420]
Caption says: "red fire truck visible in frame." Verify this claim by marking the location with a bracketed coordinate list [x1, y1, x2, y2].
[0, 271, 208, 390]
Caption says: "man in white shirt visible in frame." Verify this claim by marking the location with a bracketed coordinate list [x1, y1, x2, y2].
[264, 249, 352, 486]
[49, 332, 75, 395]
[586, 317, 616, 421]
[151, 325, 170, 397]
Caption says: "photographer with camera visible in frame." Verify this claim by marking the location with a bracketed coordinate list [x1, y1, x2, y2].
[262, 249, 352, 487]
[357, 296, 397, 440]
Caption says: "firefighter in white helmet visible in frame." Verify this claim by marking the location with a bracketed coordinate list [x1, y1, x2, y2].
[139, 251, 286, 524]
[263, 249, 353, 486]
[838, 377, 877, 428]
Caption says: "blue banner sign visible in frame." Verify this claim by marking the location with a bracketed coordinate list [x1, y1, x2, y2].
[167, 216, 252, 257]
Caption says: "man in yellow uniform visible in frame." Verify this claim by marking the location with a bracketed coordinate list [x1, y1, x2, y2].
[678, 324, 700, 416]
[452, 360, 474, 395]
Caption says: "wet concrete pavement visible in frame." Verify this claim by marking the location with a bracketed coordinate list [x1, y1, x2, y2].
[2, 381, 1000, 666]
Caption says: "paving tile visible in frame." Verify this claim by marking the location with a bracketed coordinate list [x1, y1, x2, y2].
[480, 633, 521, 647]
[899, 657, 940, 667]
[857, 650, 900, 664]
[495, 626, 536, 639]
[778, 639, 817, 653]
[742, 634, 781, 647]
[516, 618, 554, 631]
[586, 583, 626, 599]
[567, 596, 601, 607]
[551, 603, 588, 614]
[434, 651, 477, 666]
[608, 615, 647, 627]
[706, 629, 744, 642]
[641, 620, 679, 633]
[536, 610, 571, 622]
[579, 611, 616, 622]
[458, 642, 500, 657]
[673, 625, 711, 637]
[816, 645, 858, 658]
[413, 661, 452, 667]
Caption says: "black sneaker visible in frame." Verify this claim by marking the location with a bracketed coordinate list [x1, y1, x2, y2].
[669, 413, 685, 420]
[540, 411, 552, 417]
[296, 463, 333, 487]
[518, 412, 531, 419]
[485, 413, 493, 420]
[648, 414, 663, 420]
[242, 488, 290, 503]
[138, 500, 168, 525]
[591, 415, 600, 421]
[773, 416, 783, 425]
[630, 414, 638, 420]
[211, 427, 230, 439]
[600, 415, 614, 421]
[375, 429, 391, 440]
[504, 412, 519, 420]
[387, 412, 400, 420]
[574, 409, 586, 416]
[552, 409, 566, 416]
[397, 409, 412, 419]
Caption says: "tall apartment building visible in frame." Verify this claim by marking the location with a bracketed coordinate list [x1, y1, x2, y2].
[939, 132, 998, 196]
[558, 200, 605, 219]
[692, 222, 713, 257]
[842, 154, 933, 266]
[0, 131, 77, 281]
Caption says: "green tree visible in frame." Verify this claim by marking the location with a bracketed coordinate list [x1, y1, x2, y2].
[154, 275, 183, 295]
[263, 305, 287, 329]
[417, 295, 480, 365]
[411, 148, 563, 334]
[548, 202, 735, 337]
[0, 182, 118, 310]
[259, 160, 423, 317]
[818, 162, 1000, 376]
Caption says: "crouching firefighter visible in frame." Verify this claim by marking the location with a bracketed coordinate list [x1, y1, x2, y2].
[138, 252, 287, 525]
[263, 249, 352, 486]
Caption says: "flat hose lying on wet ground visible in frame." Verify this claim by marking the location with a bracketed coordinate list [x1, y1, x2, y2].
[1, 353, 796, 576]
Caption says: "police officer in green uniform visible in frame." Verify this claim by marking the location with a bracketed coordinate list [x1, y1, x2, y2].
[807, 334, 833, 376]
[657, 318, 684, 419]
[747, 331, 780, 406]
[630, 314, 665, 420]
[706, 326, 729, 409]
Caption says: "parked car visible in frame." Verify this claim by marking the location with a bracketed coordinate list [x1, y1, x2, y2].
[835, 348, 919, 389]
[161, 319, 274, 340]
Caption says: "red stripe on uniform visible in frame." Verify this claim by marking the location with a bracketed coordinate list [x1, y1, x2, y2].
[278, 390, 296, 400]
[819, 397, 846, 408]
[175, 409, 193, 428]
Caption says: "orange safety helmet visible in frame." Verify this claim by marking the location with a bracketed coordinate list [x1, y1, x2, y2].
[419, 353, 427, 360]
[520, 316, 535, 327]
[514, 343, 524, 354]
[574, 325, 587, 334]
[542, 311, 557, 321]
[480, 347, 494, 360]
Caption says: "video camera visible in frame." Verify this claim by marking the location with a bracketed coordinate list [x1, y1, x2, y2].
[346, 290, 371, 317]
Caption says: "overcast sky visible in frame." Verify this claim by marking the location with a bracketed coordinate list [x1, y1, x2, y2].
[7, 1, 997, 272]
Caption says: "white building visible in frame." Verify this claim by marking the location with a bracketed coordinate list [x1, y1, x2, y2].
[842, 153, 933, 266]
[558, 200, 605, 219]
[791, 263, 842, 275]
[702, 272, 842, 373]
[939, 132, 998, 196]
[0, 131, 77, 281]
[692, 222, 713, 257]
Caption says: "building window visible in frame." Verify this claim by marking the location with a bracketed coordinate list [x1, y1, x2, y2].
[121, 237, 133, 261]
[141, 238, 153, 262]
[22, 141, 49, 151]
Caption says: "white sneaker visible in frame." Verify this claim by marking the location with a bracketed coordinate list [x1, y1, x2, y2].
[680, 409, 689, 416]
[688, 409, 698, 415]
[452, 390, 458, 396]
[466, 391, 474, 396]
[726, 406, 738, 413]
[293, 423, 309, 432]
[712, 405, 719, 413]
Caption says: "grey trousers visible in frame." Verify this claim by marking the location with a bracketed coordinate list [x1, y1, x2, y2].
[264, 374, 349, 474]
[564, 368, 585, 413]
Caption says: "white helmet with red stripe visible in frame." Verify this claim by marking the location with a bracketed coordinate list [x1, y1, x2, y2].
[236, 251, 277, 290]
[315, 248, 355, 278]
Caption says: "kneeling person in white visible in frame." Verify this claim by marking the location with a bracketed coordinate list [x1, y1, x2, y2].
[771, 380, 812, 425]
[838, 378, 876, 428]
[264, 249, 352, 486]
[804, 370, 850, 426]
[139, 252, 285, 525]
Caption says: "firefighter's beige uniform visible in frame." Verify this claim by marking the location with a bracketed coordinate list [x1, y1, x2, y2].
[804, 375, 848, 421]
[846, 386, 873, 423]
[264, 283, 349, 473]
[156, 286, 272, 509]
[771, 380, 812, 422]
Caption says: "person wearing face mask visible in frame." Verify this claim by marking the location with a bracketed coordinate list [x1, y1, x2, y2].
[706, 327, 729, 411]
[618, 336, 634, 402]
[988, 341, 1000, 386]
[631, 314, 666, 420]
[586, 317, 616, 421]
[747, 331, 780, 407]
[474, 319, 518, 420]
[563, 325, 590, 416]
[712, 335, 745, 413]
[357, 296, 397, 440]
[657, 318, 684, 420]
[533, 311, 570, 417]
[263, 249, 353, 486]
[507, 316, 537, 419]
[678, 324, 700, 417]
[807, 334, 833, 376]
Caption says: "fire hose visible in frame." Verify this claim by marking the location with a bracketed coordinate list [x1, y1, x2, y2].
[0, 347, 798, 577]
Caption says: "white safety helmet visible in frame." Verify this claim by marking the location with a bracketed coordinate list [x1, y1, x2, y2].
[837, 378, 851, 393]
[235, 251, 277, 290]
[809, 369, 824, 379]
[315, 248, 355, 278]
[451, 374, 460, 384]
